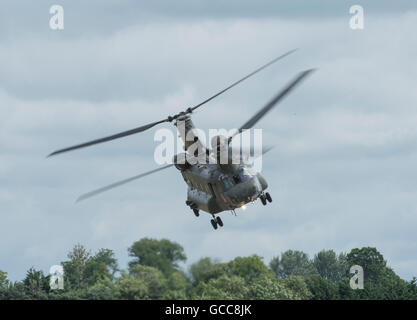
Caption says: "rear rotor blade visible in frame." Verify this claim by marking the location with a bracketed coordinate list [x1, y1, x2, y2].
[48, 119, 168, 157]
[76, 164, 174, 202]
[229, 69, 315, 142]
[191, 49, 297, 112]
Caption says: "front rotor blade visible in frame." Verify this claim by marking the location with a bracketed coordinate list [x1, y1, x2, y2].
[230, 69, 315, 142]
[48, 119, 167, 157]
[191, 49, 297, 112]
[231, 145, 274, 163]
[76, 164, 174, 202]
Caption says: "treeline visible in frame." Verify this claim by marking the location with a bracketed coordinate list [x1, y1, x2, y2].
[0, 238, 416, 300]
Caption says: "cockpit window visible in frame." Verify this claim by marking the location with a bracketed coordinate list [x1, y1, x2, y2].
[220, 176, 234, 190]
[239, 169, 251, 182]
[232, 169, 252, 184]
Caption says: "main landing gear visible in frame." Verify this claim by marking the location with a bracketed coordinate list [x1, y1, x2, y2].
[186, 200, 224, 230]
[210, 215, 224, 230]
[260, 192, 272, 206]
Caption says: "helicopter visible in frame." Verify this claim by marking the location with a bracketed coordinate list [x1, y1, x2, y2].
[48, 49, 314, 230]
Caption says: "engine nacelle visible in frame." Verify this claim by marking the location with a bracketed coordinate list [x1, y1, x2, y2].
[172, 153, 191, 171]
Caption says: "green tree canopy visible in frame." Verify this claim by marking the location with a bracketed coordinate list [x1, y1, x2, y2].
[128, 238, 186, 275]
[0, 270, 8, 288]
[346, 247, 386, 281]
[192, 274, 249, 300]
[227, 255, 273, 283]
[270, 250, 315, 278]
[189, 257, 225, 284]
[1, 240, 416, 300]
[61, 244, 91, 290]
[313, 250, 348, 282]
[85, 248, 118, 285]
[23, 267, 50, 299]
[305, 274, 339, 300]
[62, 244, 119, 291]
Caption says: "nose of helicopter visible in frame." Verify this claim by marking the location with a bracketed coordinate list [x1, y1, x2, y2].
[225, 176, 263, 205]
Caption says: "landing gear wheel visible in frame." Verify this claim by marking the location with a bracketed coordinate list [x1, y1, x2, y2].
[193, 208, 200, 217]
[265, 192, 272, 203]
[216, 216, 224, 227]
[210, 219, 218, 230]
[260, 195, 267, 206]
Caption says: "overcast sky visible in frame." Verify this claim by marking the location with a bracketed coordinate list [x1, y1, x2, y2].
[1, 1, 417, 282]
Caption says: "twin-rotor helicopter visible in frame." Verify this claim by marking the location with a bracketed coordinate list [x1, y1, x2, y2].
[49, 49, 314, 230]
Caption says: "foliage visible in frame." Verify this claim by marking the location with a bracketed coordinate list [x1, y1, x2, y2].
[313, 250, 348, 282]
[128, 238, 186, 275]
[227, 255, 274, 283]
[1, 239, 416, 300]
[192, 275, 249, 299]
[61, 244, 119, 293]
[61, 244, 91, 290]
[189, 257, 225, 284]
[23, 267, 50, 299]
[248, 275, 299, 299]
[305, 275, 339, 300]
[270, 250, 315, 278]
[346, 247, 386, 281]
[0, 270, 8, 288]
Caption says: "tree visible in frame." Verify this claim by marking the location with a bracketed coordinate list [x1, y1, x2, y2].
[62, 245, 118, 291]
[85, 248, 118, 285]
[227, 255, 273, 283]
[128, 238, 186, 275]
[305, 275, 339, 300]
[313, 250, 348, 282]
[189, 257, 225, 284]
[0, 270, 8, 288]
[115, 264, 169, 300]
[248, 275, 304, 300]
[270, 250, 315, 278]
[115, 271, 149, 300]
[128, 264, 167, 299]
[284, 275, 312, 300]
[1, 240, 416, 300]
[62, 244, 91, 290]
[341, 247, 414, 300]
[192, 275, 249, 300]
[23, 267, 50, 299]
[346, 247, 386, 282]
[2, 282, 28, 300]
[86, 277, 117, 300]
[164, 271, 189, 299]
[91, 248, 118, 276]
[407, 278, 417, 299]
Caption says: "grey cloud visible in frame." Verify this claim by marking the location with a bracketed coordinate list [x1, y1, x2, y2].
[1, 2, 417, 281]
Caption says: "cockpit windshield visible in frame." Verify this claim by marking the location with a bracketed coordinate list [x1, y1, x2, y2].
[238, 168, 251, 182]
[220, 169, 252, 190]
[220, 176, 234, 190]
